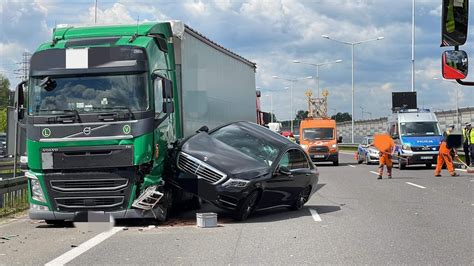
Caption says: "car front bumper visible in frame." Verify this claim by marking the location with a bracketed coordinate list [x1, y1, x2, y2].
[309, 152, 338, 162]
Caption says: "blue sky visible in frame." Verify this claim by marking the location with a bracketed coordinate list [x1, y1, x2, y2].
[0, 0, 473, 121]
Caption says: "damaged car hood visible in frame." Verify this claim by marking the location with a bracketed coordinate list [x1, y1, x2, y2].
[180, 132, 270, 179]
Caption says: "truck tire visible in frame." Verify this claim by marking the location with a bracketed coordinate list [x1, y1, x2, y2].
[333, 159, 339, 166]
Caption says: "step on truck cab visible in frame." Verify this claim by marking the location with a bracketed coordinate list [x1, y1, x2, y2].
[299, 118, 340, 166]
[387, 109, 442, 169]
[14, 21, 257, 223]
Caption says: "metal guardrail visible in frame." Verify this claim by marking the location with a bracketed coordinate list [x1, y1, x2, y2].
[0, 175, 27, 211]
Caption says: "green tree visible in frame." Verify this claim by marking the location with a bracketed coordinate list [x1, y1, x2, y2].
[0, 74, 10, 110]
[331, 112, 352, 122]
[295, 110, 308, 120]
[0, 75, 10, 133]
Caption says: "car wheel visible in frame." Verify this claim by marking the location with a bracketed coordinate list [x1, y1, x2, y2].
[333, 159, 339, 166]
[234, 190, 260, 221]
[365, 155, 370, 165]
[398, 158, 406, 170]
[187, 195, 202, 210]
[290, 186, 311, 211]
[357, 152, 363, 164]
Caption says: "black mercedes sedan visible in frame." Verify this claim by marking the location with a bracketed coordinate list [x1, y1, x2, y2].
[169, 121, 319, 221]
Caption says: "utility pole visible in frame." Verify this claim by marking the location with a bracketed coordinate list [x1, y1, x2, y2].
[411, 0, 415, 92]
[16, 52, 31, 82]
[95, 0, 98, 24]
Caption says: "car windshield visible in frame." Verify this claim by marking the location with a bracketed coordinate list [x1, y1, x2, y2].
[28, 73, 148, 115]
[303, 128, 334, 140]
[211, 124, 280, 166]
[400, 122, 440, 136]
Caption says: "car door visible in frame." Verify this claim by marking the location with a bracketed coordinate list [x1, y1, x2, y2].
[262, 149, 311, 207]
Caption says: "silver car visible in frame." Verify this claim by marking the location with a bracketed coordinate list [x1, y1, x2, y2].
[357, 136, 380, 165]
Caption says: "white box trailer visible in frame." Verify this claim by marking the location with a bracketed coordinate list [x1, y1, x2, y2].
[172, 23, 257, 137]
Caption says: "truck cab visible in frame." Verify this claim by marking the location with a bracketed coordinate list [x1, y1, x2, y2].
[387, 109, 442, 169]
[299, 118, 339, 166]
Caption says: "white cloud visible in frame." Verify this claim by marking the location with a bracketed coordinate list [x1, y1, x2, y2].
[81, 3, 136, 25]
[429, 5, 442, 16]
[184, 0, 209, 16]
[213, 0, 232, 11]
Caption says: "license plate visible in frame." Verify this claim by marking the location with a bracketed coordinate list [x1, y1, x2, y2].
[313, 155, 325, 158]
[420, 156, 432, 160]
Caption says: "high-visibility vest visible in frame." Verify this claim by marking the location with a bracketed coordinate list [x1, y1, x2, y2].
[464, 128, 474, 145]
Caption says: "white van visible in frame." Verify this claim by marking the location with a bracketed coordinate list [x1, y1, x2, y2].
[387, 109, 442, 169]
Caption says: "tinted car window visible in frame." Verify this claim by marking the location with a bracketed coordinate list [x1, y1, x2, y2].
[278, 149, 310, 170]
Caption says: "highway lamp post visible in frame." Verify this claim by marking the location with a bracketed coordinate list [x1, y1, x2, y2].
[321, 34, 384, 143]
[273, 76, 312, 133]
[433, 77, 460, 129]
[264, 93, 273, 123]
[292, 59, 342, 97]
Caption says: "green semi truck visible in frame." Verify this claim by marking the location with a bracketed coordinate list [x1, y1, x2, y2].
[12, 21, 257, 223]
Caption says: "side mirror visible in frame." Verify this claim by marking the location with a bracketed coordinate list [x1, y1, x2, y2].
[441, 0, 469, 47]
[442, 50, 468, 79]
[337, 136, 343, 143]
[162, 78, 173, 99]
[278, 166, 291, 176]
[196, 125, 209, 133]
[15, 81, 26, 120]
[392, 134, 399, 140]
[163, 101, 174, 114]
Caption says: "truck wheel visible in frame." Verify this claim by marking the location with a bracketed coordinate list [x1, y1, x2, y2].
[234, 190, 260, 221]
[333, 159, 339, 166]
[187, 196, 202, 210]
[425, 163, 432, 169]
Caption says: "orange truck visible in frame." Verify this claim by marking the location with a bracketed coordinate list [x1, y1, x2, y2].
[299, 118, 342, 166]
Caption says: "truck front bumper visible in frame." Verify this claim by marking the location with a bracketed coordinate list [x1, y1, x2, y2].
[29, 207, 167, 221]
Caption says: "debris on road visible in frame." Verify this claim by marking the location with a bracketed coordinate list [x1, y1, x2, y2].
[1, 235, 19, 240]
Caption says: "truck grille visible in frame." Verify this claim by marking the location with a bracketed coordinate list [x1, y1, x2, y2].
[56, 196, 124, 209]
[177, 152, 227, 184]
[50, 179, 128, 192]
[309, 146, 329, 153]
[44, 170, 136, 212]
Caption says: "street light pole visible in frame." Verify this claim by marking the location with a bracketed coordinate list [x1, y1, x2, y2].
[433, 77, 460, 129]
[321, 35, 384, 143]
[293, 59, 342, 98]
[272, 76, 312, 133]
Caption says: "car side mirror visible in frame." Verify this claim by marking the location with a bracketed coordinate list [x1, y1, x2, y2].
[442, 50, 468, 80]
[196, 125, 209, 133]
[337, 136, 343, 143]
[278, 166, 291, 176]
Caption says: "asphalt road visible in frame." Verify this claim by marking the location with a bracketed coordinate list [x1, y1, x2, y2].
[0, 153, 472, 265]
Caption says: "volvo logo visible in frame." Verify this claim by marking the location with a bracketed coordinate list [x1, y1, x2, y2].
[83, 127, 92, 136]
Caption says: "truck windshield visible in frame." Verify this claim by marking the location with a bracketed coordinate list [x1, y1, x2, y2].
[303, 128, 334, 140]
[400, 122, 440, 136]
[28, 73, 148, 115]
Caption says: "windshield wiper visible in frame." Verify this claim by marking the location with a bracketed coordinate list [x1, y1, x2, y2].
[39, 109, 82, 123]
[94, 106, 135, 120]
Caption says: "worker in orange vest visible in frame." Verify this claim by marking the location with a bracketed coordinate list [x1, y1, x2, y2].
[435, 125, 459, 177]
[377, 140, 396, 180]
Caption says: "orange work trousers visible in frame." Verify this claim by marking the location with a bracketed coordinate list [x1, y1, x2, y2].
[379, 153, 392, 177]
[434, 142, 455, 175]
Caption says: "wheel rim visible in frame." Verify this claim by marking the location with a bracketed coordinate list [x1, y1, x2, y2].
[297, 187, 310, 208]
[245, 193, 258, 216]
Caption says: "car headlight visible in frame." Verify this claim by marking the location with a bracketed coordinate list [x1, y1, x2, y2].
[402, 144, 411, 151]
[331, 144, 337, 149]
[222, 178, 250, 188]
[26, 172, 46, 203]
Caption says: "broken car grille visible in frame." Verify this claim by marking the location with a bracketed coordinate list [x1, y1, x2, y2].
[177, 152, 227, 184]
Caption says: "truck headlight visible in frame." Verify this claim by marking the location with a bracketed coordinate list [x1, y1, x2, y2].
[26, 172, 46, 203]
[222, 178, 250, 188]
[402, 144, 411, 151]
[301, 144, 308, 150]
[331, 144, 337, 149]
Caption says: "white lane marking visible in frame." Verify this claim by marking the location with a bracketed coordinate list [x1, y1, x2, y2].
[46, 226, 123, 266]
[369, 171, 379, 175]
[405, 182, 426, 189]
[348, 165, 356, 168]
[309, 208, 322, 222]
